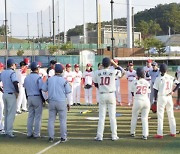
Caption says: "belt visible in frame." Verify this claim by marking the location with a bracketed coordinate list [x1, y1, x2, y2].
[8, 93, 13, 95]
[28, 94, 40, 97]
[100, 91, 114, 94]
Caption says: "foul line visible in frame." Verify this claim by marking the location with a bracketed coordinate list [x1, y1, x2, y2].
[36, 141, 60, 154]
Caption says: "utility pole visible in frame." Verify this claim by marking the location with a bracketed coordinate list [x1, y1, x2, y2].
[10, 12, 12, 37]
[52, 0, 55, 45]
[110, 0, 114, 59]
[127, 0, 132, 48]
[27, 13, 30, 41]
[37, 12, 40, 42]
[49, 6, 52, 38]
[132, 7, 134, 48]
[64, 0, 67, 43]
[83, 0, 87, 44]
[57, 0, 60, 44]
[96, 0, 99, 50]
[5, 0, 8, 67]
[41, 10, 43, 43]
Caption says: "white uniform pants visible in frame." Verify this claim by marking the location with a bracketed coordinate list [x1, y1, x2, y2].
[84, 88, 92, 105]
[97, 93, 118, 139]
[69, 85, 73, 105]
[3, 93, 17, 135]
[96, 88, 99, 103]
[157, 95, 176, 136]
[73, 83, 81, 104]
[0, 92, 4, 130]
[115, 79, 121, 103]
[150, 83, 154, 105]
[128, 81, 133, 104]
[27, 96, 42, 137]
[130, 98, 150, 137]
[17, 86, 27, 111]
[48, 100, 67, 139]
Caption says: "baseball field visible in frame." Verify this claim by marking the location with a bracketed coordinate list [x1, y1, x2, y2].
[0, 77, 179, 154]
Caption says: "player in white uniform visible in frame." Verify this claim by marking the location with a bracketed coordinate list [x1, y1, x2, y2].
[93, 58, 123, 141]
[126, 63, 136, 106]
[130, 67, 151, 140]
[175, 66, 180, 109]
[47, 60, 57, 77]
[64, 64, 74, 106]
[83, 64, 93, 105]
[0, 62, 4, 133]
[153, 64, 179, 139]
[73, 64, 82, 106]
[149, 62, 160, 105]
[144, 59, 153, 84]
[95, 63, 103, 105]
[16, 61, 28, 114]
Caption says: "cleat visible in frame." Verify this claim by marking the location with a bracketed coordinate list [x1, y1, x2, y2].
[170, 134, 176, 137]
[48, 137, 54, 143]
[142, 136, 147, 140]
[94, 136, 103, 141]
[16, 111, 22, 114]
[77, 103, 81, 106]
[22, 109, 28, 112]
[27, 134, 34, 139]
[7, 134, 16, 138]
[154, 134, 163, 139]
[60, 138, 67, 143]
[112, 136, 119, 141]
[130, 134, 135, 137]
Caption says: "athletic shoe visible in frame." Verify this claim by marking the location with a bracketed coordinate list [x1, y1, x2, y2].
[94, 136, 103, 141]
[33, 136, 41, 139]
[170, 134, 176, 137]
[22, 109, 28, 112]
[0, 130, 5, 135]
[112, 136, 119, 141]
[60, 138, 67, 143]
[48, 137, 54, 143]
[142, 136, 147, 140]
[27, 134, 34, 139]
[154, 134, 163, 139]
[130, 134, 135, 137]
[7, 134, 16, 138]
[77, 103, 81, 106]
[16, 111, 22, 114]
[73, 103, 76, 106]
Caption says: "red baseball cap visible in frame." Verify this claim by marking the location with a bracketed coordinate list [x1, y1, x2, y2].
[86, 63, 92, 67]
[0, 62, 4, 68]
[66, 64, 71, 68]
[113, 59, 118, 64]
[74, 64, 79, 68]
[147, 59, 152, 63]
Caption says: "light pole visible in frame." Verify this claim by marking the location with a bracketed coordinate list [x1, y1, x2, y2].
[4, 0, 8, 67]
[96, 0, 99, 50]
[52, 0, 55, 45]
[110, 0, 114, 59]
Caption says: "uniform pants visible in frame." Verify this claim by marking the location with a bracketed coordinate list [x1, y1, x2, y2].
[150, 83, 154, 105]
[97, 93, 118, 139]
[157, 95, 176, 136]
[0, 92, 4, 130]
[27, 96, 42, 137]
[69, 85, 73, 105]
[85, 88, 92, 105]
[128, 81, 133, 104]
[115, 79, 121, 103]
[17, 86, 27, 111]
[73, 83, 81, 104]
[96, 88, 99, 103]
[3, 93, 16, 135]
[130, 98, 150, 137]
[48, 100, 67, 139]
[177, 88, 180, 105]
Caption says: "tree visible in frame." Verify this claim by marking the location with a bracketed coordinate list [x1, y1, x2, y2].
[0, 24, 10, 35]
[48, 45, 58, 55]
[17, 49, 24, 56]
[60, 42, 73, 51]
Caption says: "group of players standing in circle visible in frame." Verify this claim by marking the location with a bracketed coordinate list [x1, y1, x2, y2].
[0, 57, 179, 142]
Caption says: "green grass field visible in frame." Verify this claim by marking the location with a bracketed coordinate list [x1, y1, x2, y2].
[0, 105, 180, 154]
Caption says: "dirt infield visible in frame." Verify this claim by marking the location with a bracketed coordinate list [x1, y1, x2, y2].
[80, 77, 178, 106]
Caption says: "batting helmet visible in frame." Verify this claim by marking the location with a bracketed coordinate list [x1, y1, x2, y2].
[74, 64, 79, 68]
[66, 64, 71, 68]
[151, 104, 157, 113]
[102, 57, 111, 68]
[55, 64, 64, 73]
[30, 62, 40, 71]
[159, 64, 167, 73]
[136, 67, 145, 78]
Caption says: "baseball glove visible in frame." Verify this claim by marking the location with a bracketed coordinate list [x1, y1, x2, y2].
[84, 84, 92, 89]
[151, 104, 157, 113]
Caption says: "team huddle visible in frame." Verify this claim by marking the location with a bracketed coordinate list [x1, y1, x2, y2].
[0, 57, 179, 142]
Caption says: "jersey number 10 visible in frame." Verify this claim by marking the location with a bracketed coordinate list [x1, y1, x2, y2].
[136, 86, 147, 94]
[100, 77, 110, 85]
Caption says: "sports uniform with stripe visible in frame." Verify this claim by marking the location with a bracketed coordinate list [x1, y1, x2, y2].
[130, 78, 151, 138]
[126, 70, 136, 105]
[64, 71, 74, 105]
[73, 70, 82, 105]
[153, 74, 178, 136]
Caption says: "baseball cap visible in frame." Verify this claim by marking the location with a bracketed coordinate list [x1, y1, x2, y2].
[152, 62, 158, 66]
[66, 64, 71, 68]
[128, 63, 134, 66]
[30, 62, 40, 71]
[50, 60, 57, 65]
[113, 59, 118, 64]
[86, 63, 92, 67]
[55, 64, 64, 73]
[7, 58, 16, 66]
[24, 57, 30, 65]
[20, 61, 26, 67]
[74, 64, 79, 68]
[147, 59, 152, 63]
[0, 62, 4, 68]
